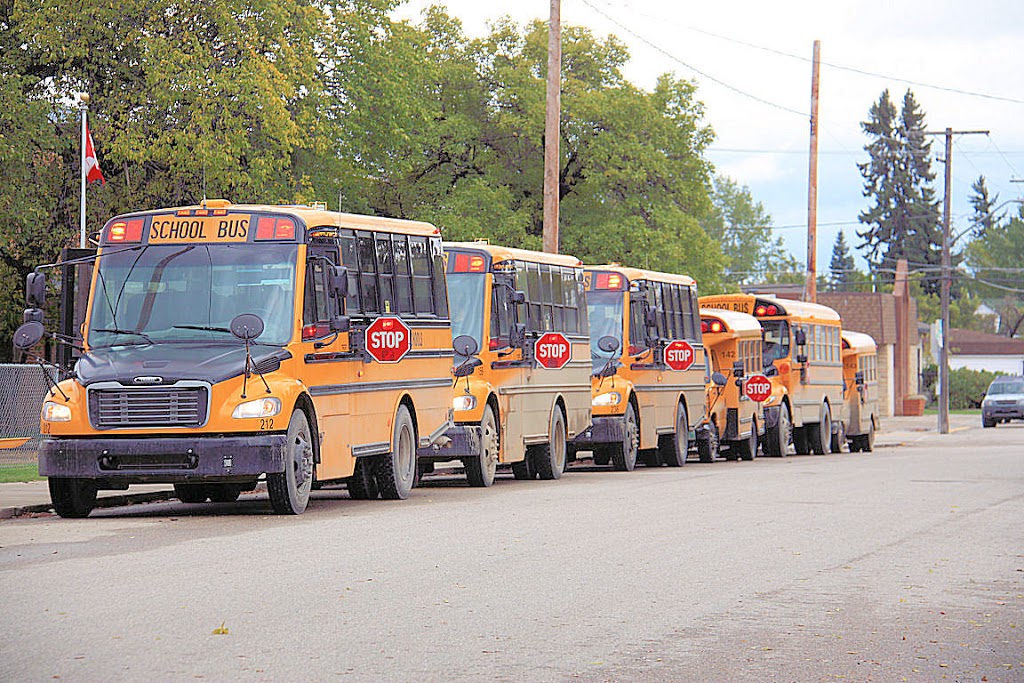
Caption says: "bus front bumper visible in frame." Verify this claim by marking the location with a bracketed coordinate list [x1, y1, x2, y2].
[573, 415, 625, 446]
[38, 434, 288, 483]
[417, 423, 481, 461]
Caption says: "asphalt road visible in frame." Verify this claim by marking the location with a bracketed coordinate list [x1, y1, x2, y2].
[1, 420, 1022, 683]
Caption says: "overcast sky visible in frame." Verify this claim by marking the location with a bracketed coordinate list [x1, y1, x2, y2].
[393, 0, 1024, 273]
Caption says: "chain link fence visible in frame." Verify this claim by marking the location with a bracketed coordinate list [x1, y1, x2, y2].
[0, 363, 58, 468]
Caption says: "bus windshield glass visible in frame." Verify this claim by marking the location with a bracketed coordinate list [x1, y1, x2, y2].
[88, 244, 298, 347]
[447, 273, 486, 358]
[587, 289, 624, 366]
[761, 319, 791, 364]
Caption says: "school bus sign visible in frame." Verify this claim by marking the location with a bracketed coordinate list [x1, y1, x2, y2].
[664, 339, 696, 371]
[366, 316, 412, 363]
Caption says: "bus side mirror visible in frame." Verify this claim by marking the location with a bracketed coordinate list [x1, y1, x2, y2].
[26, 271, 46, 308]
[794, 328, 807, 347]
[711, 372, 727, 387]
[454, 357, 482, 378]
[23, 308, 44, 324]
[796, 353, 808, 364]
[855, 370, 865, 387]
[330, 315, 350, 333]
[13, 321, 46, 350]
[597, 335, 620, 354]
[510, 323, 527, 348]
[330, 265, 349, 299]
[732, 360, 745, 379]
[644, 308, 658, 329]
[764, 365, 779, 377]
[510, 290, 526, 305]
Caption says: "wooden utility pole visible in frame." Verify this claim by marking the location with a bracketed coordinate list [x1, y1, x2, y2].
[542, 0, 562, 254]
[925, 127, 988, 434]
[805, 40, 821, 302]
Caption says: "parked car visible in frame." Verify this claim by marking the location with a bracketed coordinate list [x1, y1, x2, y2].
[981, 375, 1024, 428]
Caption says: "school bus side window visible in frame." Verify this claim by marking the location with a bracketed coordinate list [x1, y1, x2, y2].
[410, 236, 433, 315]
[339, 231, 361, 314]
[430, 239, 449, 318]
[392, 235, 414, 315]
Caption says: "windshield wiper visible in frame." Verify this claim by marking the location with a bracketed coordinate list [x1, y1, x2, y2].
[93, 328, 155, 344]
[173, 324, 232, 334]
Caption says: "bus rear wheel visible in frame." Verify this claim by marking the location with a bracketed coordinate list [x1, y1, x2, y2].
[659, 404, 688, 467]
[49, 478, 97, 518]
[268, 409, 314, 514]
[697, 419, 719, 463]
[530, 406, 566, 480]
[792, 426, 810, 455]
[375, 405, 417, 499]
[807, 403, 831, 455]
[830, 422, 846, 453]
[347, 458, 379, 499]
[738, 417, 758, 461]
[466, 405, 499, 487]
[764, 404, 791, 457]
[611, 403, 639, 472]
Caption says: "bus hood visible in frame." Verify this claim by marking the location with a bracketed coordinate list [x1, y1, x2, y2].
[75, 343, 291, 387]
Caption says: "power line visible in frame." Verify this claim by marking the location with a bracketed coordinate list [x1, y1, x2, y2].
[576, 0, 807, 117]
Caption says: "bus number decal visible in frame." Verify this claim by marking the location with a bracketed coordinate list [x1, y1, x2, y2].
[260, 418, 275, 431]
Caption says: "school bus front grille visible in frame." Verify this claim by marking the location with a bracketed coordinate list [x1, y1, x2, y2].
[88, 387, 209, 429]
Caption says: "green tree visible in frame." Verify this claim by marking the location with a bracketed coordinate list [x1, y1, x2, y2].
[857, 89, 943, 293]
[966, 202, 1024, 337]
[827, 230, 857, 291]
[699, 175, 799, 289]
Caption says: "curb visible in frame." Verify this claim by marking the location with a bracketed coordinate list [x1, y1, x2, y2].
[0, 490, 176, 520]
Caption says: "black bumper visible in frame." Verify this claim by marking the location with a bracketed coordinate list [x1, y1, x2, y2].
[983, 406, 1024, 420]
[38, 434, 288, 483]
[573, 415, 625, 446]
[417, 423, 481, 460]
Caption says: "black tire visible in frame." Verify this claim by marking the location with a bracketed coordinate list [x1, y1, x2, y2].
[830, 421, 845, 454]
[592, 448, 611, 467]
[640, 450, 661, 467]
[268, 409, 315, 514]
[660, 404, 689, 467]
[738, 418, 758, 461]
[807, 403, 831, 455]
[511, 458, 534, 480]
[697, 419, 719, 463]
[611, 403, 639, 471]
[207, 484, 242, 503]
[49, 478, 97, 518]
[862, 420, 875, 453]
[792, 426, 810, 455]
[375, 405, 417, 500]
[466, 405, 499, 487]
[174, 483, 209, 504]
[347, 458, 379, 499]
[531, 406, 567, 480]
[764, 403, 791, 457]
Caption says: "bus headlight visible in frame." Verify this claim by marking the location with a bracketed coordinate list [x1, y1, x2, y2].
[43, 401, 72, 422]
[592, 392, 622, 407]
[232, 397, 282, 419]
[453, 395, 477, 412]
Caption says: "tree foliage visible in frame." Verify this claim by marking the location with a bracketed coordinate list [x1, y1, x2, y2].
[857, 89, 944, 293]
[0, 0, 795, 358]
[965, 200, 1024, 337]
[827, 231, 857, 291]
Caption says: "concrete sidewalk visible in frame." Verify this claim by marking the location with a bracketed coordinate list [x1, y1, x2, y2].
[0, 413, 980, 519]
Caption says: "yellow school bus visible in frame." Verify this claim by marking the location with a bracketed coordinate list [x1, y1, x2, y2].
[19, 201, 454, 516]
[576, 266, 706, 469]
[418, 242, 592, 484]
[699, 294, 844, 456]
[698, 308, 765, 461]
[840, 330, 879, 452]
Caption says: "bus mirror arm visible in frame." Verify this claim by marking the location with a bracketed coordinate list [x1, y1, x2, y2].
[763, 364, 779, 378]
[454, 357, 482, 379]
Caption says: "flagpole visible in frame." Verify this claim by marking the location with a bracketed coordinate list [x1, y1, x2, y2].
[79, 93, 90, 248]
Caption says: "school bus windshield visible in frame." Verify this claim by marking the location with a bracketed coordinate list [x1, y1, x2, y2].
[88, 243, 298, 347]
[587, 289, 624, 364]
[447, 273, 486, 358]
[761, 319, 791, 363]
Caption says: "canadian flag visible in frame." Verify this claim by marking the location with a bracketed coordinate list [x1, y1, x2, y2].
[84, 124, 105, 184]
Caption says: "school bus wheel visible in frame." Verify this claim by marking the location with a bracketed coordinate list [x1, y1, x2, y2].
[465, 404, 499, 487]
[347, 458, 379, 499]
[807, 402, 832, 455]
[375, 405, 417, 499]
[267, 409, 315, 514]
[610, 402, 639, 472]
[659, 403, 688, 467]
[49, 478, 97, 518]
[764, 403, 791, 457]
[698, 419, 719, 463]
[529, 405, 567, 480]
[737, 416, 758, 461]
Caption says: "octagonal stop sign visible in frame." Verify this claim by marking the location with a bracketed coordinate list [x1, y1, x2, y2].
[664, 339, 696, 371]
[744, 374, 773, 403]
[535, 332, 571, 369]
[365, 316, 412, 363]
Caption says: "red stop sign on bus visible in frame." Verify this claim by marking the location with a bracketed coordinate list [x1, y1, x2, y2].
[744, 374, 772, 403]
[664, 340, 696, 371]
[535, 332, 572, 369]
[365, 316, 412, 363]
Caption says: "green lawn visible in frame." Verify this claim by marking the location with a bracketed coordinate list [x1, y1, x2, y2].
[0, 463, 44, 483]
[923, 407, 981, 416]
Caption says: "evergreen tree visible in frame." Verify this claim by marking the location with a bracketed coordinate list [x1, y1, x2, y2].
[828, 231, 857, 291]
[968, 175, 1000, 240]
[857, 89, 943, 294]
